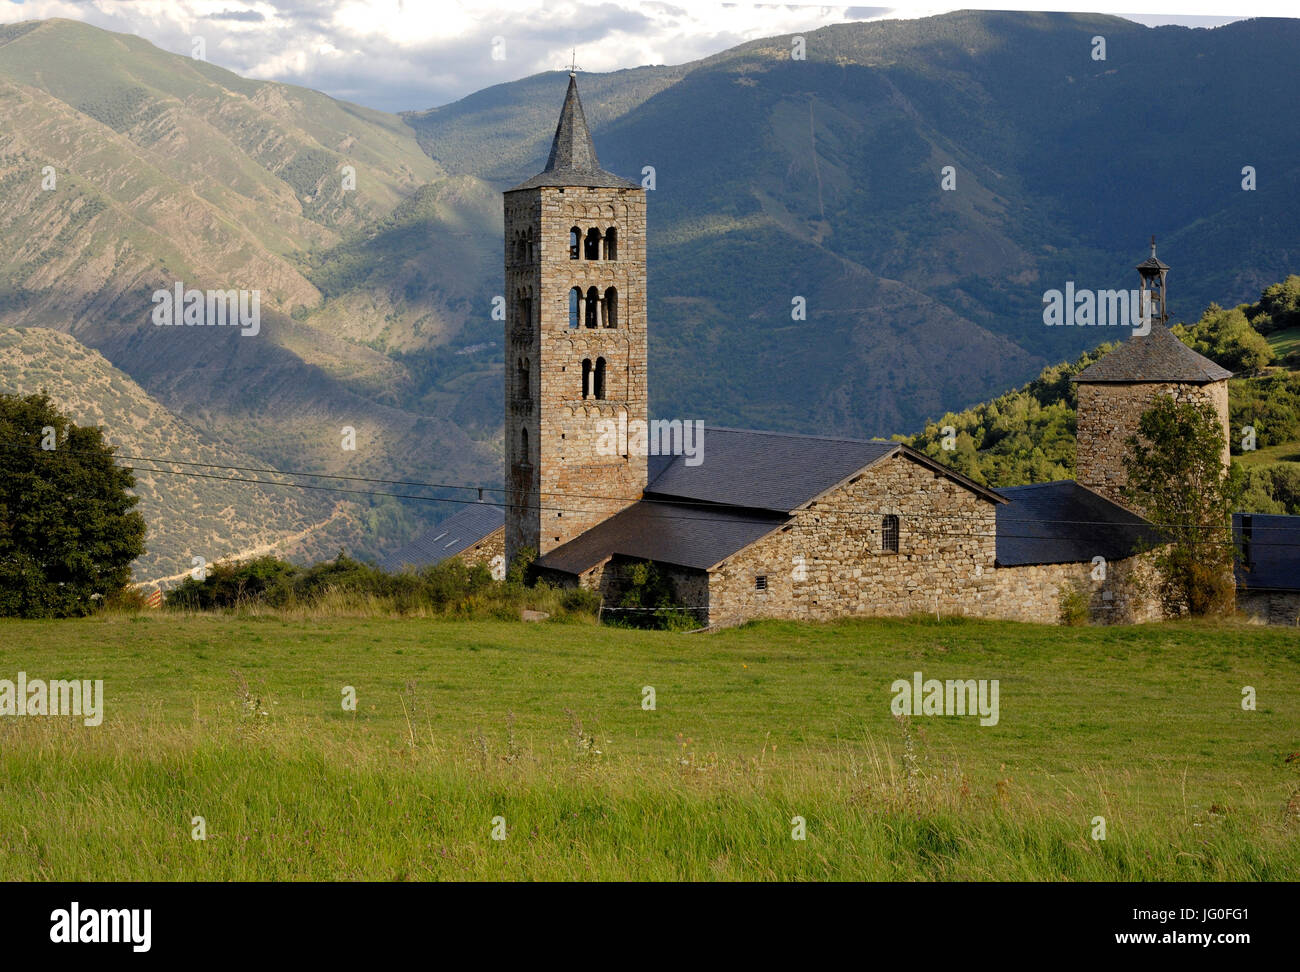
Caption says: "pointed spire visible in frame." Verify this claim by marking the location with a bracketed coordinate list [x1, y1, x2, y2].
[543, 73, 602, 175]
[508, 73, 638, 191]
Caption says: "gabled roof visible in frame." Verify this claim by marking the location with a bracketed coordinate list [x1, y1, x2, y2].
[645, 427, 1004, 514]
[378, 504, 504, 572]
[536, 500, 788, 575]
[1233, 513, 1300, 592]
[994, 480, 1163, 567]
[1072, 326, 1232, 384]
[507, 74, 638, 192]
[536, 427, 1005, 577]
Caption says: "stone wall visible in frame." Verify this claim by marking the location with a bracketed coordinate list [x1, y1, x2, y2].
[705, 453, 1000, 627]
[453, 526, 506, 578]
[983, 550, 1164, 625]
[1076, 379, 1230, 508]
[1238, 590, 1300, 626]
[502, 185, 648, 565]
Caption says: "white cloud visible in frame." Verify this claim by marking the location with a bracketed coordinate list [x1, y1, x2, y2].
[0, 1, 1274, 111]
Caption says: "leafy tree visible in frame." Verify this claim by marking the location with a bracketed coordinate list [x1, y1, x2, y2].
[1122, 395, 1243, 617]
[0, 392, 146, 617]
[1173, 304, 1275, 373]
[1242, 274, 1300, 336]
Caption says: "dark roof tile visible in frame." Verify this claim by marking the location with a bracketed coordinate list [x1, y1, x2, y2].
[508, 74, 638, 191]
[1072, 326, 1232, 384]
[1233, 513, 1300, 592]
[536, 500, 787, 574]
[378, 504, 504, 572]
[995, 481, 1161, 566]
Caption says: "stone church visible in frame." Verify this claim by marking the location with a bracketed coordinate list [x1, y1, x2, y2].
[385, 73, 1299, 627]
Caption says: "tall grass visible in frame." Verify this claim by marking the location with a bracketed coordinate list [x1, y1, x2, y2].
[1, 713, 1292, 881]
[2, 614, 1296, 880]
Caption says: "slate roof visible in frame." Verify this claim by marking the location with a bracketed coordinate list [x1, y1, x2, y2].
[378, 504, 504, 572]
[507, 74, 639, 192]
[645, 427, 1004, 513]
[1072, 326, 1232, 384]
[1233, 513, 1300, 592]
[536, 500, 788, 575]
[994, 480, 1163, 567]
[536, 427, 1005, 576]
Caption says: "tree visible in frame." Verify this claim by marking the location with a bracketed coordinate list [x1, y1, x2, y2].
[1122, 395, 1243, 617]
[1173, 304, 1275, 373]
[0, 392, 146, 617]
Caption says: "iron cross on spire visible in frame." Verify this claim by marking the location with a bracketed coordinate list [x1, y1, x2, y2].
[565, 49, 582, 76]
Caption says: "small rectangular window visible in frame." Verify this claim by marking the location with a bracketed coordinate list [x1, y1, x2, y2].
[881, 515, 899, 554]
[755, 575, 768, 592]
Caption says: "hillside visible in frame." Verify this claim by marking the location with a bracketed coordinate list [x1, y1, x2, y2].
[1, 13, 1297, 569]
[0, 327, 362, 581]
[0, 18, 499, 562]
[904, 277, 1300, 514]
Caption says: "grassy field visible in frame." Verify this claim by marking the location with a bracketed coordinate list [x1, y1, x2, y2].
[0, 613, 1296, 881]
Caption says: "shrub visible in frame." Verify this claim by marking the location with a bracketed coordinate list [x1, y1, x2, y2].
[1058, 584, 1089, 626]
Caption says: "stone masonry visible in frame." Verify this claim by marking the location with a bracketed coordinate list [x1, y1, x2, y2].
[502, 184, 648, 564]
[1075, 380, 1230, 509]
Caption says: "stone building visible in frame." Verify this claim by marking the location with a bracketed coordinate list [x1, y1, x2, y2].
[501, 73, 648, 564]
[393, 74, 1298, 626]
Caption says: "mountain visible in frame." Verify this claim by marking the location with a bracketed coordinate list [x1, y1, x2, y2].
[411, 11, 1300, 434]
[0, 327, 363, 581]
[0, 18, 500, 569]
[0, 12, 1297, 573]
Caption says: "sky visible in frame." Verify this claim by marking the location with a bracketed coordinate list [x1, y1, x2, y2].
[0, 1, 1288, 113]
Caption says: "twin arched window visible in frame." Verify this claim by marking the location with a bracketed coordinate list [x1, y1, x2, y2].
[569, 226, 618, 261]
[568, 287, 618, 329]
[516, 357, 530, 399]
[513, 227, 534, 265]
[515, 286, 533, 332]
[581, 357, 607, 400]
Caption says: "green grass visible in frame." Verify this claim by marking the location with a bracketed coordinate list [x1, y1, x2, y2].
[1266, 326, 1300, 364]
[1235, 441, 1300, 469]
[1, 614, 1297, 880]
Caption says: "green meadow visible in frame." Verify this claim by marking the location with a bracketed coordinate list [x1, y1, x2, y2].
[0, 614, 1296, 881]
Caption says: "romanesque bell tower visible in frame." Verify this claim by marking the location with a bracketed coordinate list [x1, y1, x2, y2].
[502, 72, 648, 564]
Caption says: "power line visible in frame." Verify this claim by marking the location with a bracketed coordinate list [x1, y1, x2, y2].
[1, 438, 1281, 536]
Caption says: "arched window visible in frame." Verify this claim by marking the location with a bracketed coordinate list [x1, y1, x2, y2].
[520, 427, 529, 462]
[604, 227, 617, 260]
[584, 228, 601, 260]
[525, 227, 535, 262]
[603, 287, 617, 329]
[881, 515, 899, 553]
[514, 235, 526, 264]
[581, 358, 592, 399]
[585, 286, 600, 328]
[516, 357, 529, 399]
[569, 227, 580, 260]
[594, 357, 607, 400]
[517, 288, 532, 332]
[568, 287, 582, 329]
